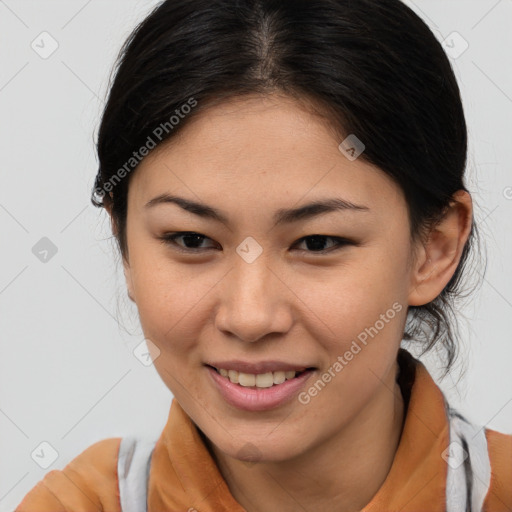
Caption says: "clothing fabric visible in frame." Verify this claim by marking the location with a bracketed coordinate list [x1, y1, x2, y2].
[15, 349, 512, 511]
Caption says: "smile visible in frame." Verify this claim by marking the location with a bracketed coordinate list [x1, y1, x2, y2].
[205, 364, 316, 411]
[212, 366, 308, 388]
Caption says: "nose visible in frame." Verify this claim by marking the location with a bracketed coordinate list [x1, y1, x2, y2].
[214, 256, 293, 343]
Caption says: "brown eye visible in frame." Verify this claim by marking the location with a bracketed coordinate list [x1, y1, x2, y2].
[293, 235, 352, 253]
[159, 232, 219, 252]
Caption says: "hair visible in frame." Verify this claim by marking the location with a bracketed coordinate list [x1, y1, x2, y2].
[91, 0, 484, 376]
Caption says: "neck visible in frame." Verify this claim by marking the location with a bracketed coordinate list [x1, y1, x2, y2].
[207, 363, 406, 512]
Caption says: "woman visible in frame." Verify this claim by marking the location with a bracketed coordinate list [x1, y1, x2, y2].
[16, 0, 512, 510]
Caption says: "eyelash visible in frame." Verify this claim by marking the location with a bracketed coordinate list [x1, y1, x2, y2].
[158, 232, 353, 254]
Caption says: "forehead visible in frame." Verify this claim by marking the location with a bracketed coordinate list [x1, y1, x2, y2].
[128, 94, 406, 218]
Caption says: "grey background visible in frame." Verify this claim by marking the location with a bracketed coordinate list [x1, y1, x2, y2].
[1, 0, 511, 509]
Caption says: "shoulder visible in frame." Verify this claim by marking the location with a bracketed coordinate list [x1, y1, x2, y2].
[15, 437, 123, 512]
[484, 427, 512, 508]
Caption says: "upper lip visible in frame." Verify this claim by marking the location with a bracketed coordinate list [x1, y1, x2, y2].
[205, 360, 315, 374]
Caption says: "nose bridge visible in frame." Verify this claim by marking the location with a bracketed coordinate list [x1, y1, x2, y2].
[216, 244, 290, 342]
[231, 246, 276, 307]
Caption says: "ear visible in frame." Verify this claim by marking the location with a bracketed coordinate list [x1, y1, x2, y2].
[123, 259, 136, 304]
[103, 196, 117, 238]
[104, 199, 136, 304]
[408, 190, 473, 306]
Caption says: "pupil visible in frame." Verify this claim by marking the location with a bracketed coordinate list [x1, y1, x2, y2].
[306, 236, 326, 251]
[184, 234, 203, 248]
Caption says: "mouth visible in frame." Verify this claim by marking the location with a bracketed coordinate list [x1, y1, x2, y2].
[206, 364, 316, 389]
[205, 362, 317, 411]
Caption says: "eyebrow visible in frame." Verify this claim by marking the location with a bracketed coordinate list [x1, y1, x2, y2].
[144, 193, 370, 226]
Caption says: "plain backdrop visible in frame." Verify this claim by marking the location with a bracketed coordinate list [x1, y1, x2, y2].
[1, 0, 511, 509]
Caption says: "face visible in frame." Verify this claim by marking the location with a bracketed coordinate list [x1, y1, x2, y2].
[121, 93, 417, 462]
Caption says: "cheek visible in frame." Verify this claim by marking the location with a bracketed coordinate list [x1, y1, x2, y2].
[136, 274, 205, 344]
[294, 249, 409, 349]
[297, 259, 407, 420]
[131, 260, 210, 394]
[127, 245, 204, 347]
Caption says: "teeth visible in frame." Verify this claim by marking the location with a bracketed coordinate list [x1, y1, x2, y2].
[255, 372, 274, 388]
[273, 371, 286, 385]
[238, 372, 256, 387]
[216, 368, 305, 387]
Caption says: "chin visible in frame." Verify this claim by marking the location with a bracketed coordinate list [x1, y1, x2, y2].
[206, 428, 311, 465]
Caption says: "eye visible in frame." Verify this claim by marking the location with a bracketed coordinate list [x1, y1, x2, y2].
[158, 232, 219, 252]
[159, 232, 351, 254]
[292, 235, 352, 253]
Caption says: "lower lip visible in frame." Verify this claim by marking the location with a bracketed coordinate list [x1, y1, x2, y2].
[206, 365, 315, 412]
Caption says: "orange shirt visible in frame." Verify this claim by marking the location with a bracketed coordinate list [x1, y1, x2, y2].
[15, 349, 512, 511]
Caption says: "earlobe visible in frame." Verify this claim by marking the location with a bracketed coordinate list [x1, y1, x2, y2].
[123, 261, 136, 303]
[408, 190, 473, 306]
[104, 202, 119, 239]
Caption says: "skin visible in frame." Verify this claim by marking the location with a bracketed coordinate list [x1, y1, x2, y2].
[107, 93, 472, 512]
